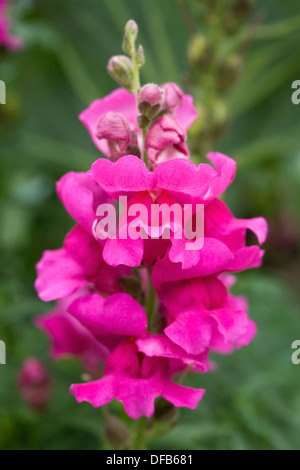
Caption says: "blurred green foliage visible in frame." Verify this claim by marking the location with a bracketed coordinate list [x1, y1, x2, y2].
[0, 0, 300, 449]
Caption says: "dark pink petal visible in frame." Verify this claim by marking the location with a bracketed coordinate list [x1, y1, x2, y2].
[226, 247, 265, 271]
[68, 293, 147, 339]
[205, 152, 236, 199]
[136, 334, 209, 371]
[35, 226, 108, 302]
[205, 199, 268, 249]
[35, 248, 85, 301]
[229, 216, 268, 245]
[152, 239, 234, 289]
[162, 381, 205, 409]
[210, 308, 249, 344]
[64, 225, 103, 278]
[117, 377, 162, 419]
[70, 376, 117, 407]
[56, 172, 111, 235]
[89, 155, 154, 199]
[164, 311, 213, 355]
[105, 340, 141, 377]
[103, 236, 144, 267]
[154, 159, 216, 203]
[236, 319, 256, 348]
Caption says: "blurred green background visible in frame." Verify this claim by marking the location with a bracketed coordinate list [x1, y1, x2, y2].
[1, 0, 300, 449]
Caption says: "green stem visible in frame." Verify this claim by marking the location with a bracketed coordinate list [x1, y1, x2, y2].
[141, 126, 147, 163]
[131, 50, 141, 96]
[131, 416, 147, 450]
[146, 267, 156, 330]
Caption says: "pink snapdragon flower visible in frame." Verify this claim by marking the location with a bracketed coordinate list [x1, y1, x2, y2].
[67, 293, 207, 421]
[0, 0, 22, 51]
[152, 275, 256, 355]
[66, 290, 207, 418]
[35, 19, 268, 429]
[71, 340, 205, 419]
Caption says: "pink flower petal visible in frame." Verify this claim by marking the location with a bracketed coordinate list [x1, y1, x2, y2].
[162, 381, 205, 409]
[68, 293, 147, 338]
[56, 172, 111, 235]
[174, 94, 198, 132]
[89, 155, 154, 199]
[71, 376, 117, 407]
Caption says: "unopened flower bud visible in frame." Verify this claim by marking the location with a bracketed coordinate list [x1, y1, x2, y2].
[18, 357, 52, 411]
[96, 111, 135, 161]
[136, 45, 145, 67]
[145, 114, 189, 167]
[123, 20, 138, 55]
[153, 397, 179, 423]
[107, 55, 134, 92]
[217, 54, 242, 92]
[161, 82, 183, 110]
[122, 32, 132, 56]
[187, 34, 212, 69]
[138, 84, 163, 107]
[137, 114, 150, 129]
[104, 414, 130, 450]
[125, 19, 138, 40]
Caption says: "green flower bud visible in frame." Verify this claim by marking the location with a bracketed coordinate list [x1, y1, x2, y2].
[148, 398, 179, 438]
[187, 34, 212, 69]
[137, 114, 150, 129]
[217, 54, 242, 92]
[125, 19, 138, 40]
[122, 32, 133, 56]
[107, 55, 134, 92]
[136, 45, 145, 67]
[104, 415, 130, 450]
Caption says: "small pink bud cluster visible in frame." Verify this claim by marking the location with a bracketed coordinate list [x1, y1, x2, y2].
[82, 81, 194, 167]
[0, 0, 22, 51]
[18, 358, 51, 411]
